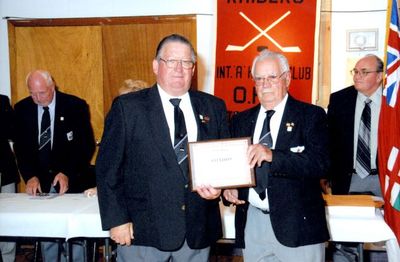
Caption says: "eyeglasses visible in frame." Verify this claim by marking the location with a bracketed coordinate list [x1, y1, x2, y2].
[350, 69, 381, 78]
[253, 71, 287, 86]
[159, 58, 195, 69]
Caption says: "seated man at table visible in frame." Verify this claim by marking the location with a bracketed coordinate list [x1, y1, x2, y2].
[13, 70, 95, 262]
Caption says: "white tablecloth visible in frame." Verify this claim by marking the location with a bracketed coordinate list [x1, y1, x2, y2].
[1, 193, 398, 261]
[219, 202, 400, 262]
[0, 193, 109, 240]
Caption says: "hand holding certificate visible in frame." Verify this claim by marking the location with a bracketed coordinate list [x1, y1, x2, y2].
[188, 137, 255, 191]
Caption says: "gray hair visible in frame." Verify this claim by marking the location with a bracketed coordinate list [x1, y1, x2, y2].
[251, 49, 289, 77]
[155, 34, 196, 63]
[26, 70, 54, 87]
[364, 54, 384, 72]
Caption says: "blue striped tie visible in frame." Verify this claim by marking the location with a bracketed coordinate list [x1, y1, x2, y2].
[170, 99, 188, 180]
[255, 110, 275, 200]
[39, 106, 51, 169]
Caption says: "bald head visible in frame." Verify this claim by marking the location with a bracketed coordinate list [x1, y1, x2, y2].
[352, 55, 383, 97]
[26, 70, 55, 106]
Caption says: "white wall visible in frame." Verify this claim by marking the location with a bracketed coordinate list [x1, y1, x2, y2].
[0, 0, 391, 98]
[0, 0, 217, 96]
[331, 0, 388, 93]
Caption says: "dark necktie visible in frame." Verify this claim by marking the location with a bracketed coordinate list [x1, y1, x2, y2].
[170, 99, 188, 179]
[255, 110, 275, 200]
[355, 99, 372, 179]
[39, 106, 51, 170]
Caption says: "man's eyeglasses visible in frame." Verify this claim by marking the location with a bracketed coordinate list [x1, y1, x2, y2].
[253, 71, 287, 86]
[350, 69, 381, 78]
[159, 58, 195, 69]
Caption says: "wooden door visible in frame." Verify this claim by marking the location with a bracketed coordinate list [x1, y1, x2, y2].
[8, 15, 196, 192]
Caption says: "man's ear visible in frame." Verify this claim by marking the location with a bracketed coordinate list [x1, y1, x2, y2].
[152, 59, 159, 75]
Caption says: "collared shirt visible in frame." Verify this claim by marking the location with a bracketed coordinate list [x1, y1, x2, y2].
[353, 87, 382, 171]
[248, 94, 288, 211]
[157, 85, 198, 146]
[37, 93, 56, 147]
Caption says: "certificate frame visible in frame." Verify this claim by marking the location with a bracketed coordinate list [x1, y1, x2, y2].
[188, 137, 255, 191]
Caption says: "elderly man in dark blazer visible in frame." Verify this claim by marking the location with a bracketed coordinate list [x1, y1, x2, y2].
[14, 70, 95, 195]
[224, 50, 330, 262]
[0, 95, 19, 190]
[96, 34, 230, 261]
[0, 94, 19, 262]
[13, 70, 95, 261]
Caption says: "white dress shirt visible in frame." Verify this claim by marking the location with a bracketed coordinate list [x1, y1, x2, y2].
[353, 87, 382, 171]
[248, 94, 288, 211]
[157, 85, 198, 146]
[37, 94, 56, 147]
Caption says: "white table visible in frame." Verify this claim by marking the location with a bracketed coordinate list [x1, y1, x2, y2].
[219, 202, 400, 262]
[0, 193, 110, 261]
[1, 193, 399, 261]
[0, 193, 109, 239]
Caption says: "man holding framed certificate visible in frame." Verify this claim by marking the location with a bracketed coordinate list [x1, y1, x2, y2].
[96, 34, 230, 262]
[223, 50, 330, 262]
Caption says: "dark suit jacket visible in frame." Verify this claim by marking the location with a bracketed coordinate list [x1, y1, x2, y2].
[0, 94, 19, 187]
[96, 85, 230, 251]
[327, 86, 358, 194]
[231, 95, 330, 248]
[14, 91, 95, 193]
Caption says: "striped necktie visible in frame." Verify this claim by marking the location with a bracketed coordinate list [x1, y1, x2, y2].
[255, 110, 275, 200]
[355, 99, 372, 179]
[39, 106, 51, 169]
[170, 99, 188, 180]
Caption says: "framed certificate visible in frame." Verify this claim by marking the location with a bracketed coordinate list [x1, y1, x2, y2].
[188, 137, 255, 191]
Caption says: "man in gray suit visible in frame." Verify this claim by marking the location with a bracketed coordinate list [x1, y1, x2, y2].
[224, 50, 330, 261]
[96, 34, 230, 261]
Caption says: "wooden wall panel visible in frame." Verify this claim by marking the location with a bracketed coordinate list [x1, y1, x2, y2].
[11, 26, 104, 159]
[8, 15, 197, 192]
[317, 0, 332, 108]
[102, 16, 196, 114]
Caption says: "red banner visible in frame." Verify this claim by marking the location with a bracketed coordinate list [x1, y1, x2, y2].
[215, 0, 319, 113]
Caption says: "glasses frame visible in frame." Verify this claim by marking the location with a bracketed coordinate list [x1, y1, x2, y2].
[253, 71, 288, 86]
[350, 69, 381, 78]
[159, 58, 195, 69]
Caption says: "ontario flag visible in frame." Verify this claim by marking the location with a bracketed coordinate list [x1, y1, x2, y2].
[380, 0, 400, 244]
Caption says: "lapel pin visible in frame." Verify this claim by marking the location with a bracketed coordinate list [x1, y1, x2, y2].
[286, 122, 294, 132]
[199, 114, 210, 124]
[60, 116, 64, 121]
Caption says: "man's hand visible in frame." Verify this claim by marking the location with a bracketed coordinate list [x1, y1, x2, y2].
[25, 176, 42, 196]
[53, 172, 69, 194]
[223, 189, 245, 205]
[110, 223, 134, 246]
[248, 144, 273, 168]
[196, 185, 221, 200]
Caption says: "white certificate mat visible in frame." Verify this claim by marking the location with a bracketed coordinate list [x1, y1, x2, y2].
[188, 137, 255, 191]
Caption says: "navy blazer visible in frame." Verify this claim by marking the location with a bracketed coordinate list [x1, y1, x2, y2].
[231, 95, 330, 248]
[0, 95, 19, 187]
[14, 91, 95, 193]
[327, 86, 358, 194]
[96, 85, 230, 251]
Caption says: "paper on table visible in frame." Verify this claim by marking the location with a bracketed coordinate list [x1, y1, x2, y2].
[29, 193, 58, 200]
